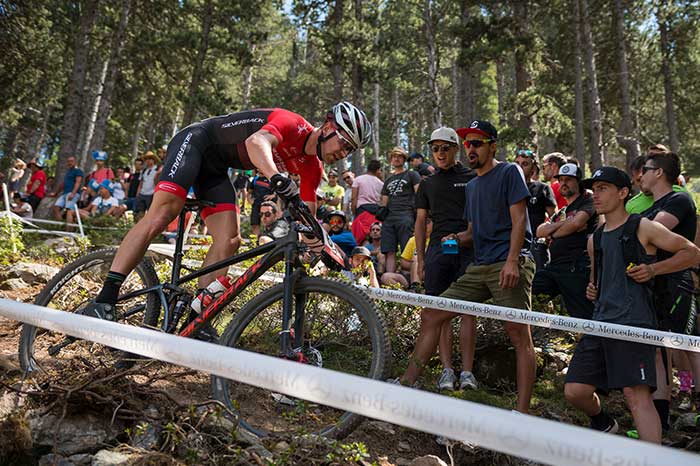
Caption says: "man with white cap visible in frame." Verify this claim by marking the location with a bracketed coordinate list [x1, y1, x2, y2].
[533, 162, 598, 320]
[415, 127, 478, 391]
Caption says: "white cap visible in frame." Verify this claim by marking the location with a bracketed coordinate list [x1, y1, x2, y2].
[554, 163, 582, 180]
[427, 127, 459, 145]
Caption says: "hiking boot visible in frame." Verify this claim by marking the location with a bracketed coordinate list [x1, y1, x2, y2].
[459, 371, 479, 390]
[437, 368, 456, 391]
[81, 302, 117, 321]
[192, 322, 219, 343]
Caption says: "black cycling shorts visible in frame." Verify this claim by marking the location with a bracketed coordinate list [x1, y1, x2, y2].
[155, 124, 238, 220]
[655, 272, 699, 335]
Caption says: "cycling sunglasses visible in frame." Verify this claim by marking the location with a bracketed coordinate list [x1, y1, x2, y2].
[332, 127, 358, 153]
[328, 217, 345, 226]
[516, 149, 535, 158]
[431, 144, 455, 153]
[463, 139, 494, 149]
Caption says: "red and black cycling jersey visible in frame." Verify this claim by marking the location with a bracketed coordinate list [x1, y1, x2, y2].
[157, 108, 322, 207]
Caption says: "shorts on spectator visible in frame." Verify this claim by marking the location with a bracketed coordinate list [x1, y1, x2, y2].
[380, 215, 414, 254]
[424, 242, 472, 296]
[532, 255, 594, 320]
[134, 194, 153, 213]
[565, 335, 657, 393]
[54, 193, 79, 210]
[440, 256, 535, 311]
[655, 272, 699, 335]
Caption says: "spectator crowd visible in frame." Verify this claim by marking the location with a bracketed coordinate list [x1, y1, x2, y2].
[3, 118, 700, 446]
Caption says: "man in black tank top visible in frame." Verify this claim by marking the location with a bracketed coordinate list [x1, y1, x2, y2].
[563, 167, 700, 444]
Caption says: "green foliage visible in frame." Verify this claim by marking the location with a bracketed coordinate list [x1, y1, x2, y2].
[0, 217, 24, 265]
[82, 215, 132, 247]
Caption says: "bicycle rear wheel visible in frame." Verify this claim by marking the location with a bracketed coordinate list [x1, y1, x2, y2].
[211, 276, 390, 439]
[18, 248, 161, 374]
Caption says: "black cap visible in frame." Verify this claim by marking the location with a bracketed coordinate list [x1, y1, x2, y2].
[456, 120, 498, 141]
[350, 246, 371, 258]
[409, 152, 424, 160]
[582, 166, 631, 190]
[326, 210, 346, 222]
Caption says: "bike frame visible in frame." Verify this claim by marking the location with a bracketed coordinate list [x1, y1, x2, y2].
[117, 207, 310, 357]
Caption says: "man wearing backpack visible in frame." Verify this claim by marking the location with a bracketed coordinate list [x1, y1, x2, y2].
[564, 167, 700, 444]
[638, 151, 700, 431]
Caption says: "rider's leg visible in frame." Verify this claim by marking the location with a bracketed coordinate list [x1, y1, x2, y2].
[94, 190, 184, 304]
[198, 209, 241, 288]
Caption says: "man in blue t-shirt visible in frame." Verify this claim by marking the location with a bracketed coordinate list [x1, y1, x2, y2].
[326, 211, 357, 256]
[393, 120, 537, 414]
[50, 155, 84, 220]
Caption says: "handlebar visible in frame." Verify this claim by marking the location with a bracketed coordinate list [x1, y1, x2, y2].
[286, 201, 348, 271]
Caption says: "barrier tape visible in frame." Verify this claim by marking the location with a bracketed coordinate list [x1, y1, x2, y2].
[1, 298, 697, 466]
[363, 286, 700, 353]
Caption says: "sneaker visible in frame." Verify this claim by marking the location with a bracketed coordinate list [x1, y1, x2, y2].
[593, 417, 619, 434]
[81, 302, 116, 321]
[437, 368, 456, 391]
[679, 392, 693, 411]
[459, 371, 478, 390]
[386, 377, 402, 385]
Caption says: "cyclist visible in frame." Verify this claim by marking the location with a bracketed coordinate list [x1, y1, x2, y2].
[84, 103, 371, 324]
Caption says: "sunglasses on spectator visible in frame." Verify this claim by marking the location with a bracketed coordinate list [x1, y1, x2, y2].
[642, 165, 659, 174]
[516, 149, 535, 157]
[261, 211, 274, 218]
[329, 218, 344, 226]
[343, 176, 352, 181]
[463, 139, 493, 149]
[431, 144, 454, 153]
[370, 227, 381, 232]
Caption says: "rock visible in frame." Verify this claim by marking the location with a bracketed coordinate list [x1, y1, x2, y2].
[68, 453, 93, 465]
[38, 453, 76, 466]
[196, 404, 238, 434]
[474, 344, 518, 388]
[273, 440, 290, 452]
[131, 422, 160, 450]
[91, 450, 133, 466]
[29, 412, 118, 455]
[0, 262, 59, 285]
[42, 237, 80, 255]
[395, 458, 412, 466]
[0, 391, 25, 418]
[233, 427, 262, 447]
[368, 420, 396, 435]
[409, 455, 449, 466]
[0, 354, 21, 374]
[246, 444, 273, 461]
[674, 413, 699, 430]
[397, 441, 411, 452]
[0, 278, 28, 290]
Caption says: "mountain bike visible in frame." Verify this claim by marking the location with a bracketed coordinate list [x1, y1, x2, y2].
[18, 199, 391, 439]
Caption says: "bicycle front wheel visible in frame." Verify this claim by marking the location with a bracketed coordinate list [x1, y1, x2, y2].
[211, 277, 390, 439]
[18, 248, 161, 374]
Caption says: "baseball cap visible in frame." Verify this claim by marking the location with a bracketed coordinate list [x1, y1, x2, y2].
[427, 127, 459, 145]
[350, 246, 371, 258]
[554, 163, 582, 180]
[92, 150, 108, 161]
[409, 152, 424, 160]
[456, 120, 498, 140]
[88, 179, 101, 192]
[582, 166, 632, 190]
[328, 169, 338, 177]
[27, 157, 43, 168]
[99, 179, 114, 194]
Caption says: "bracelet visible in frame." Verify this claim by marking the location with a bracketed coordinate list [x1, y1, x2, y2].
[649, 263, 656, 277]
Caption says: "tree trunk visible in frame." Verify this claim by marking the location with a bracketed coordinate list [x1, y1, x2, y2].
[182, 0, 214, 126]
[495, 59, 507, 161]
[613, 0, 640, 167]
[371, 81, 380, 166]
[88, 0, 134, 158]
[393, 87, 401, 146]
[55, 0, 100, 184]
[657, 1, 679, 153]
[457, 0, 474, 128]
[513, 0, 536, 145]
[33, 105, 52, 157]
[574, 0, 586, 168]
[79, 58, 109, 172]
[241, 43, 257, 108]
[330, 0, 345, 100]
[351, 0, 364, 171]
[580, 0, 604, 169]
[130, 113, 143, 164]
[424, 0, 441, 129]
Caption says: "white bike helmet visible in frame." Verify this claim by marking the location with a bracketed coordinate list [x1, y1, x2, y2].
[330, 101, 372, 149]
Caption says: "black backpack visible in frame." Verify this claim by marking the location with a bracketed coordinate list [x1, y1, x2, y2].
[592, 214, 654, 292]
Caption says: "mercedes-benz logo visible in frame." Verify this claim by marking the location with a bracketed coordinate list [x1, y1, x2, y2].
[583, 322, 595, 332]
[506, 310, 517, 320]
[436, 299, 447, 309]
[670, 335, 684, 347]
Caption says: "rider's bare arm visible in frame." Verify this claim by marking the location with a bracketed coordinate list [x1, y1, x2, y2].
[245, 130, 281, 180]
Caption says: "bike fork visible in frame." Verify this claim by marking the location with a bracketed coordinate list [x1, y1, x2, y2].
[280, 249, 303, 358]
